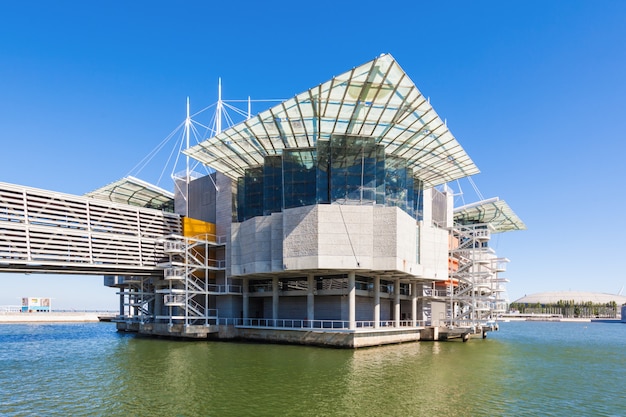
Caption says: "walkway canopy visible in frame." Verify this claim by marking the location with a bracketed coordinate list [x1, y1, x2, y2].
[85, 176, 174, 210]
[454, 198, 526, 233]
[185, 53, 479, 188]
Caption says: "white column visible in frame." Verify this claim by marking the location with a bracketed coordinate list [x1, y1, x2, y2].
[395, 278, 401, 327]
[348, 271, 356, 330]
[307, 274, 315, 327]
[243, 277, 249, 322]
[374, 276, 380, 329]
[272, 276, 279, 326]
[411, 282, 418, 327]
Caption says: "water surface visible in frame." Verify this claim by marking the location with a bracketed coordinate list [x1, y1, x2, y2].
[1, 321, 624, 416]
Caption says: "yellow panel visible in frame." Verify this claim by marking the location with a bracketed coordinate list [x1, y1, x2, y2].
[182, 217, 216, 240]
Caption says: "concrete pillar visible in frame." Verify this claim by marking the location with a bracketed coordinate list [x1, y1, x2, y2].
[155, 289, 162, 320]
[119, 291, 125, 317]
[395, 278, 400, 327]
[411, 281, 418, 327]
[242, 277, 249, 322]
[272, 276, 279, 326]
[373, 276, 380, 329]
[348, 271, 356, 330]
[307, 274, 315, 326]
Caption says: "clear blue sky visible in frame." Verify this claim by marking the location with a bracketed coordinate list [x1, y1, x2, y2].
[1, 1, 625, 310]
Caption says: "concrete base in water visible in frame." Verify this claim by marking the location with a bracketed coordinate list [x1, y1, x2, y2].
[116, 322, 500, 347]
[0, 312, 108, 323]
[116, 322, 424, 348]
[231, 327, 422, 348]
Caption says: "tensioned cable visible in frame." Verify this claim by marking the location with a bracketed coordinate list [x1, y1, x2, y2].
[338, 204, 360, 268]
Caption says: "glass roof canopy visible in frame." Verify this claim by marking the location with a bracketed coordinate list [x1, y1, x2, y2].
[85, 176, 174, 209]
[453, 198, 526, 233]
[185, 54, 479, 188]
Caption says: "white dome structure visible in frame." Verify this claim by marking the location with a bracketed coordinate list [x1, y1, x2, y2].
[513, 291, 626, 305]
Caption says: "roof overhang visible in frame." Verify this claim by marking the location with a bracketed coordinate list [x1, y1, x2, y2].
[184, 53, 479, 188]
[85, 176, 174, 209]
[454, 198, 526, 233]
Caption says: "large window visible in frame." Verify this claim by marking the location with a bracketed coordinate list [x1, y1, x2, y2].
[283, 149, 317, 209]
[263, 156, 282, 215]
[235, 135, 425, 221]
[329, 135, 381, 204]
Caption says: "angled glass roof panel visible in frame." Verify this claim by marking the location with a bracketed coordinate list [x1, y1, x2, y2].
[85, 176, 174, 209]
[454, 198, 527, 233]
[185, 54, 480, 187]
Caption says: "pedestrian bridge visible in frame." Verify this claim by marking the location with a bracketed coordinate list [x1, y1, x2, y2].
[0, 181, 181, 276]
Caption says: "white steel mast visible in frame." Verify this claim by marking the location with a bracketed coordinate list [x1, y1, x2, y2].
[216, 78, 223, 134]
[184, 96, 191, 216]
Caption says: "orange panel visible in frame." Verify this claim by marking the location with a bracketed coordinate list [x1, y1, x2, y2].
[435, 279, 459, 287]
[182, 217, 216, 241]
[448, 257, 459, 272]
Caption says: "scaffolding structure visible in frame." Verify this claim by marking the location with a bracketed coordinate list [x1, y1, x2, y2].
[446, 223, 509, 328]
[156, 233, 228, 326]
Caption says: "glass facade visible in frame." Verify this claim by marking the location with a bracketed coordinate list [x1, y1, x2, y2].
[283, 149, 317, 209]
[235, 134, 424, 222]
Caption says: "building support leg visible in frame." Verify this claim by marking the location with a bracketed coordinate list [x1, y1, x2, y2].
[272, 276, 279, 326]
[119, 290, 125, 318]
[243, 277, 249, 323]
[374, 276, 380, 329]
[411, 282, 418, 327]
[395, 278, 400, 327]
[348, 271, 356, 330]
[307, 274, 314, 328]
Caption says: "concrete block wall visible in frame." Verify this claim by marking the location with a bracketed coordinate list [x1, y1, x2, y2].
[231, 215, 273, 275]
[282, 205, 319, 270]
[270, 212, 283, 271]
[215, 173, 232, 275]
[418, 224, 449, 281]
[315, 205, 373, 270]
[231, 204, 443, 278]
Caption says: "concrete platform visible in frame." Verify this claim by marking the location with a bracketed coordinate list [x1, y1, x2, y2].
[116, 322, 425, 348]
[0, 312, 111, 323]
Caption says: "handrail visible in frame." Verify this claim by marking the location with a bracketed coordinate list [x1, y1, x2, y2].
[223, 318, 426, 330]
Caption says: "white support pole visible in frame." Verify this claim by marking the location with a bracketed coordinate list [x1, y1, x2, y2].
[217, 78, 223, 134]
[411, 282, 418, 327]
[374, 276, 380, 329]
[395, 278, 401, 327]
[307, 274, 315, 326]
[184, 97, 191, 217]
[348, 272, 356, 330]
[272, 276, 279, 326]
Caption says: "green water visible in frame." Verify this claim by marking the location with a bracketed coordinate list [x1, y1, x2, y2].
[1, 321, 625, 416]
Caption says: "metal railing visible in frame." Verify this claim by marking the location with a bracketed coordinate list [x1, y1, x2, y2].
[208, 284, 242, 294]
[222, 318, 426, 330]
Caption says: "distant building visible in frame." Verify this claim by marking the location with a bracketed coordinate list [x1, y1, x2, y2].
[21, 297, 51, 313]
[511, 291, 626, 319]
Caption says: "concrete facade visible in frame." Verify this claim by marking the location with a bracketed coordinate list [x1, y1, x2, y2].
[231, 204, 446, 278]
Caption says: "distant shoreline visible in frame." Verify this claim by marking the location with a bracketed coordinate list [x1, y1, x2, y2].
[0, 312, 116, 323]
[501, 316, 622, 323]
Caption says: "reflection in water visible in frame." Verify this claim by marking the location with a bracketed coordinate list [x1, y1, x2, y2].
[2, 322, 626, 416]
[341, 341, 509, 416]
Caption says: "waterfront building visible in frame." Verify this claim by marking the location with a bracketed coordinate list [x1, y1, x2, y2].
[101, 54, 525, 346]
[20, 297, 51, 313]
[0, 54, 524, 346]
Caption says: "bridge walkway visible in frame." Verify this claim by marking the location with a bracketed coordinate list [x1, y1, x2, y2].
[0, 181, 181, 276]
